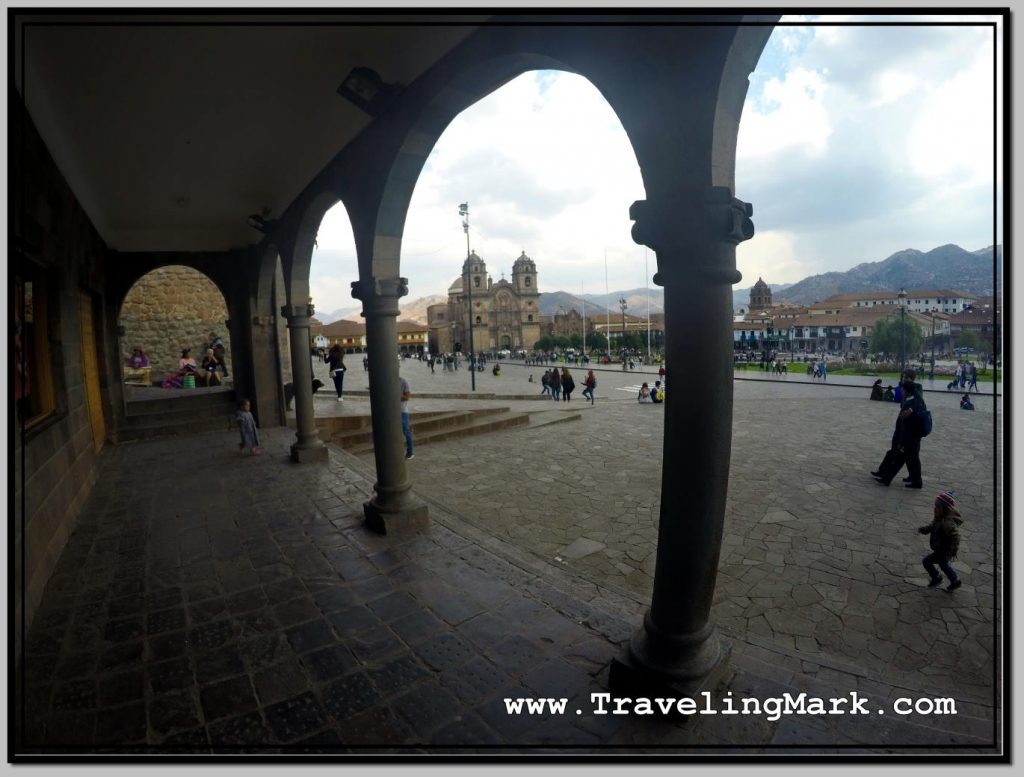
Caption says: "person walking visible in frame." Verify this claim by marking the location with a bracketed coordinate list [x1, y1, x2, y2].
[549, 367, 561, 402]
[399, 375, 414, 460]
[540, 369, 551, 396]
[561, 367, 575, 401]
[968, 363, 979, 393]
[236, 399, 261, 455]
[918, 491, 963, 591]
[327, 344, 346, 402]
[872, 369, 928, 488]
[581, 370, 596, 404]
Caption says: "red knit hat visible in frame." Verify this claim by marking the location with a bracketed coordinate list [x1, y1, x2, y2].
[935, 491, 957, 511]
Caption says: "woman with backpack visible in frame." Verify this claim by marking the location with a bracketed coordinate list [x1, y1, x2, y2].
[581, 370, 596, 404]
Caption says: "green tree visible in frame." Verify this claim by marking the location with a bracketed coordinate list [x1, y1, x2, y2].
[956, 329, 981, 352]
[568, 333, 583, 349]
[587, 332, 608, 351]
[534, 335, 554, 351]
[620, 332, 643, 351]
[870, 315, 922, 360]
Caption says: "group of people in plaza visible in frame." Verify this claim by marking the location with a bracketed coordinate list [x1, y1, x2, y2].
[637, 380, 664, 404]
[947, 361, 980, 392]
[869, 367, 966, 593]
[539, 367, 577, 401]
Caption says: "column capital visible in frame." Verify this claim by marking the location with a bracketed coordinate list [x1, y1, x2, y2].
[630, 187, 753, 286]
[281, 303, 315, 324]
[351, 277, 408, 316]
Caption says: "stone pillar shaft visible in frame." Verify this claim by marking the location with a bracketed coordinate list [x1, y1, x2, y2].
[282, 303, 328, 462]
[613, 188, 752, 685]
[352, 277, 428, 534]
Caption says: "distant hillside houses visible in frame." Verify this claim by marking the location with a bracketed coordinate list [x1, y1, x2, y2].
[735, 281, 1000, 355]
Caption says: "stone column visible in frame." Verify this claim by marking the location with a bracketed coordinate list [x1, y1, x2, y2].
[611, 186, 754, 690]
[281, 303, 328, 463]
[351, 277, 429, 534]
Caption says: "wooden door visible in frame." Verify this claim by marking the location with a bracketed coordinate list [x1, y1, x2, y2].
[79, 291, 106, 451]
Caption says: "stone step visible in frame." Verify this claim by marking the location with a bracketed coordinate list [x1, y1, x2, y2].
[116, 415, 237, 443]
[119, 389, 238, 442]
[331, 409, 514, 450]
[343, 407, 581, 455]
[522, 409, 584, 428]
[124, 389, 237, 417]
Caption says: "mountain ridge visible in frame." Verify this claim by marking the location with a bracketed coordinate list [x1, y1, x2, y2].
[317, 243, 1001, 325]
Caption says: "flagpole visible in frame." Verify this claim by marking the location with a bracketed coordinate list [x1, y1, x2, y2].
[581, 280, 586, 357]
[645, 247, 651, 361]
[604, 249, 611, 362]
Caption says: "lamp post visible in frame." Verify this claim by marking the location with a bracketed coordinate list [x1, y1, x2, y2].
[929, 307, 937, 380]
[619, 296, 628, 368]
[459, 202, 476, 391]
[897, 288, 907, 373]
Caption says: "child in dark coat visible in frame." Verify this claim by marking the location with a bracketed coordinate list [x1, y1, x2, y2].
[918, 490, 963, 591]
[237, 399, 261, 455]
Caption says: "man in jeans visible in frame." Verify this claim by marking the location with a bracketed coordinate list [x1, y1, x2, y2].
[400, 375, 414, 460]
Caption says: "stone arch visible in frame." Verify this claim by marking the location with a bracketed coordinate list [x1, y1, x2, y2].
[285, 190, 345, 308]
[369, 54, 592, 282]
[254, 242, 293, 382]
[711, 21, 778, 190]
[119, 265, 232, 380]
[366, 21, 773, 284]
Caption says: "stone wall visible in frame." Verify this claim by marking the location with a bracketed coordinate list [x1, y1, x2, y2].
[120, 266, 232, 380]
[14, 97, 111, 657]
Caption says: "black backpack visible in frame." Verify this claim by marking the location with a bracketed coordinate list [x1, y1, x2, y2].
[916, 408, 933, 437]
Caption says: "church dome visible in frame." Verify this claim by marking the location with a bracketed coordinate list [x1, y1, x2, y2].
[752, 277, 769, 292]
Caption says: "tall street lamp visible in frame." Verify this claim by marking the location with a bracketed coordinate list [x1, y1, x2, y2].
[929, 306, 937, 380]
[897, 287, 907, 373]
[459, 202, 476, 391]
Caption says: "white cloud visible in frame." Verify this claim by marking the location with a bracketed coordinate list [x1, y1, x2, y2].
[738, 67, 832, 158]
[310, 17, 1000, 308]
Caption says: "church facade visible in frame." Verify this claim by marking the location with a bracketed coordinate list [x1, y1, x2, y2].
[427, 250, 542, 354]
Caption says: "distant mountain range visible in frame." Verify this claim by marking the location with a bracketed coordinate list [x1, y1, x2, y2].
[317, 243, 1001, 325]
[771, 244, 1001, 307]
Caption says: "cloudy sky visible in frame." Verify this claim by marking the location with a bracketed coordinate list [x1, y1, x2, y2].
[310, 14, 1001, 314]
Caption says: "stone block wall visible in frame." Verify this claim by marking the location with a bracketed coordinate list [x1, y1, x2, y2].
[13, 98, 111, 656]
[119, 265, 232, 380]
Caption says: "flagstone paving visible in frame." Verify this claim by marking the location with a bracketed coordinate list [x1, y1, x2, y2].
[14, 366, 1001, 755]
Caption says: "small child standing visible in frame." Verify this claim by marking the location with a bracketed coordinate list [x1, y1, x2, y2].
[918, 491, 963, 591]
[237, 399, 261, 456]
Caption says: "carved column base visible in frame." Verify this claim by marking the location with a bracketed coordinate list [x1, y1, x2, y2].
[363, 498, 429, 536]
[290, 439, 328, 463]
[610, 615, 729, 694]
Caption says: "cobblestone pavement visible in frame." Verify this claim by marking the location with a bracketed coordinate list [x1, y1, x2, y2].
[15, 365, 1001, 755]
[396, 371, 1000, 698]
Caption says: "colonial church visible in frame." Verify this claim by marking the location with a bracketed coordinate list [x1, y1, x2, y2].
[427, 250, 542, 354]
